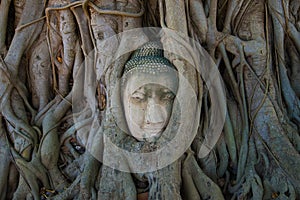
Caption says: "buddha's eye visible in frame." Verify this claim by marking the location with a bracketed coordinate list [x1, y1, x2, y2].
[161, 92, 175, 101]
[131, 92, 146, 102]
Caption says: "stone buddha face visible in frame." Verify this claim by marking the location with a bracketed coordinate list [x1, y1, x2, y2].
[122, 70, 178, 143]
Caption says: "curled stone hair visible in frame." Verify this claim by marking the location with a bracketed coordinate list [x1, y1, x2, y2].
[122, 41, 176, 77]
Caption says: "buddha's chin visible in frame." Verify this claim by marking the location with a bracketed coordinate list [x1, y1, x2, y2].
[143, 135, 161, 143]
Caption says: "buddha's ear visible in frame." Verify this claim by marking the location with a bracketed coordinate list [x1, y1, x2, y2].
[110, 79, 130, 134]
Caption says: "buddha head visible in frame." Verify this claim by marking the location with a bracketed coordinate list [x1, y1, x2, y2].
[121, 42, 178, 143]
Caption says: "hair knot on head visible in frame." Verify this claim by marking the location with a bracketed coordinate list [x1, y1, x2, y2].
[123, 41, 176, 75]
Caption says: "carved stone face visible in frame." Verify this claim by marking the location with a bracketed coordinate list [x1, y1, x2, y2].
[122, 72, 178, 142]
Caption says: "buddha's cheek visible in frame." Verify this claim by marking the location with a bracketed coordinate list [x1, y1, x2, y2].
[158, 103, 173, 129]
[125, 103, 146, 139]
[165, 103, 173, 121]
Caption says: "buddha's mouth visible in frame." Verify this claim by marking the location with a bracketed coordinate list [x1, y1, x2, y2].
[142, 122, 165, 130]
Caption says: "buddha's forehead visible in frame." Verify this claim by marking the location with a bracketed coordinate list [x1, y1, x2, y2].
[123, 72, 178, 95]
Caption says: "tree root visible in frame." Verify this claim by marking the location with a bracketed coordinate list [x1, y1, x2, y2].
[0, 117, 11, 200]
[12, 176, 31, 200]
[231, 174, 263, 200]
[39, 93, 72, 190]
[49, 175, 80, 200]
[98, 166, 136, 200]
[10, 147, 50, 200]
[0, 0, 11, 54]
[1, 87, 37, 147]
[183, 149, 224, 200]
[78, 154, 100, 200]
[229, 137, 263, 199]
[216, 135, 229, 177]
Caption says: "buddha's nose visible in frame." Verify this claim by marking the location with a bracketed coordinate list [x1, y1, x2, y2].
[145, 98, 165, 124]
